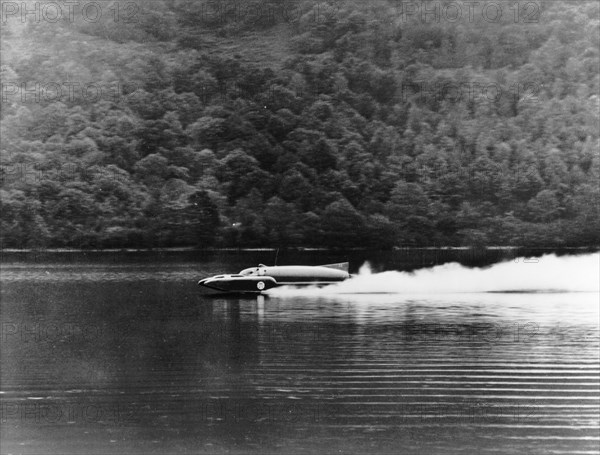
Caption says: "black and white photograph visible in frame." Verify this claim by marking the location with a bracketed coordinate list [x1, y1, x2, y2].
[1, 1, 599, 454]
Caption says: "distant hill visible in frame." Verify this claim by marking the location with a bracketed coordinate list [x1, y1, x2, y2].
[1, 0, 598, 248]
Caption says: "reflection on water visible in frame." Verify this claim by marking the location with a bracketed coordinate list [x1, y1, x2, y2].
[1, 256, 599, 455]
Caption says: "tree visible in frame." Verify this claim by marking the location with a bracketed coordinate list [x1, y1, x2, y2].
[188, 190, 220, 246]
[320, 199, 366, 247]
[216, 149, 271, 203]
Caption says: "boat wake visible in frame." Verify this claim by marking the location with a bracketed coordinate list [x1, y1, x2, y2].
[266, 253, 599, 296]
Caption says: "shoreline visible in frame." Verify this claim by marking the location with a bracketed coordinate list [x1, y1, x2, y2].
[1, 246, 597, 254]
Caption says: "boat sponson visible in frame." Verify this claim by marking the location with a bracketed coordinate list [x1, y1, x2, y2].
[198, 276, 278, 293]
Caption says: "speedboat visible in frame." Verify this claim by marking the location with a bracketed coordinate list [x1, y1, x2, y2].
[197, 262, 350, 294]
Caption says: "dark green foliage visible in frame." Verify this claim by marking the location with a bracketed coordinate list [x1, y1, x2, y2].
[1, 1, 598, 249]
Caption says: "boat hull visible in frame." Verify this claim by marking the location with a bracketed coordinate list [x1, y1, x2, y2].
[198, 276, 279, 294]
[197, 263, 350, 295]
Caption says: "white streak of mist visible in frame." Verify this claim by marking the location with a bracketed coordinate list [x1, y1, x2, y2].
[266, 253, 600, 296]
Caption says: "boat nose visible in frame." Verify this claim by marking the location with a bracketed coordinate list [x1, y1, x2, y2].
[198, 278, 208, 286]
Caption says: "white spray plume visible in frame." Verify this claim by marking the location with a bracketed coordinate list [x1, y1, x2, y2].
[267, 253, 599, 296]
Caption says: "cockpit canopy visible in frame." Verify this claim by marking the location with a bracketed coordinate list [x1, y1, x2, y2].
[239, 265, 267, 276]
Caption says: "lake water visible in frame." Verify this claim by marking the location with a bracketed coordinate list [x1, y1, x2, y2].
[1, 250, 599, 454]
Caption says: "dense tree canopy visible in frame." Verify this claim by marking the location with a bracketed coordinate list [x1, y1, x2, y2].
[1, 0, 598, 248]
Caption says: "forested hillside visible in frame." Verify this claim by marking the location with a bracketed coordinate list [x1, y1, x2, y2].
[1, 0, 598, 248]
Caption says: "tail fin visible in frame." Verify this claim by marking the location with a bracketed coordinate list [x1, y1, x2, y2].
[320, 262, 349, 272]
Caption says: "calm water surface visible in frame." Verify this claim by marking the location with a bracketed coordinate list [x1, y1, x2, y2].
[1, 251, 598, 454]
